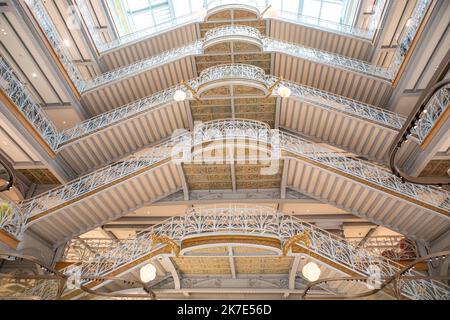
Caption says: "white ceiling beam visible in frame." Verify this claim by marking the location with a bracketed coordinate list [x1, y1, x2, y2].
[288, 256, 301, 290]
[230, 161, 236, 192]
[176, 164, 189, 201]
[160, 256, 181, 290]
[280, 159, 289, 199]
[274, 97, 281, 129]
[228, 245, 236, 279]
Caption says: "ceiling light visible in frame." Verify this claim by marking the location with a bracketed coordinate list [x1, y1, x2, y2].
[302, 261, 321, 282]
[32, 73, 37, 78]
[277, 85, 291, 98]
[173, 89, 187, 102]
[405, 18, 413, 28]
[2, 141, 8, 146]
[63, 39, 71, 47]
[140, 263, 156, 283]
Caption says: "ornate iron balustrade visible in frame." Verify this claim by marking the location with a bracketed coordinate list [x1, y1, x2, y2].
[346, 236, 419, 261]
[365, 0, 387, 34]
[84, 25, 394, 94]
[203, 25, 393, 79]
[0, 202, 28, 239]
[25, 0, 428, 86]
[99, 14, 201, 53]
[263, 37, 393, 79]
[83, 42, 203, 92]
[410, 83, 449, 143]
[67, 205, 449, 300]
[0, 276, 61, 300]
[389, 0, 431, 77]
[58, 64, 405, 146]
[62, 238, 131, 262]
[61, 0, 383, 57]
[274, 10, 373, 39]
[24, 0, 86, 92]
[0, 58, 60, 150]
[16, 119, 450, 228]
[1, 60, 404, 152]
[75, 0, 108, 52]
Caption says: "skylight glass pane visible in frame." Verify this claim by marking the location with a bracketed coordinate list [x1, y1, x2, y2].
[282, 0, 299, 13]
[321, 2, 344, 23]
[131, 11, 155, 31]
[172, 0, 192, 16]
[125, 0, 150, 12]
[302, 0, 322, 18]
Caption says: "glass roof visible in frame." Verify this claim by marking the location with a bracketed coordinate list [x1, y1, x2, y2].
[106, 0, 360, 38]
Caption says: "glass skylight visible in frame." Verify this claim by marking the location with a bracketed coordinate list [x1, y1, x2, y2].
[107, 0, 204, 37]
[105, 0, 361, 42]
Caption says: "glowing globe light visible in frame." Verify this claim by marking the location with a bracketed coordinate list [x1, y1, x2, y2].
[277, 85, 291, 98]
[302, 262, 321, 282]
[173, 89, 187, 102]
[140, 263, 157, 283]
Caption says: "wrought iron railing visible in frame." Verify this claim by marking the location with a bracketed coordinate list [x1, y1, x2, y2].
[24, 0, 86, 92]
[62, 238, 130, 262]
[0, 276, 61, 300]
[0, 58, 60, 150]
[410, 83, 449, 143]
[389, 0, 431, 77]
[83, 42, 203, 92]
[86, 25, 394, 92]
[346, 236, 419, 261]
[274, 10, 373, 39]
[263, 37, 393, 79]
[59, 64, 405, 146]
[10, 119, 449, 233]
[65, 205, 449, 300]
[25, 0, 428, 89]
[389, 77, 450, 186]
[0, 61, 404, 153]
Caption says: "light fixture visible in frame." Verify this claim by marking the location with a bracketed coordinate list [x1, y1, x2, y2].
[140, 263, 156, 283]
[302, 261, 321, 282]
[405, 18, 413, 28]
[63, 39, 71, 47]
[277, 85, 291, 98]
[197, 7, 207, 20]
[173, 89, 187, 102]
[32, 73, 37, 78]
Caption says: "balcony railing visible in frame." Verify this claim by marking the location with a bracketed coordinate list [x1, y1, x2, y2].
[26, 0, 429, 89]
[5, 119, 448, 241]
[24, 0, 86, 93]
[0, 58, 60, 150]
[62, 238, 130, 262]
[389, 0, 431, 77]
[411, 83, 449, 143]
[0, 276, 61, 300]
[81, 0, 386, 54]
[64, 205, 449, 300]
[346, 236, 419, 261]
[83, 42, 203, 92]
[0, 61, 404, 155]
[59, 64, 405, 146]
